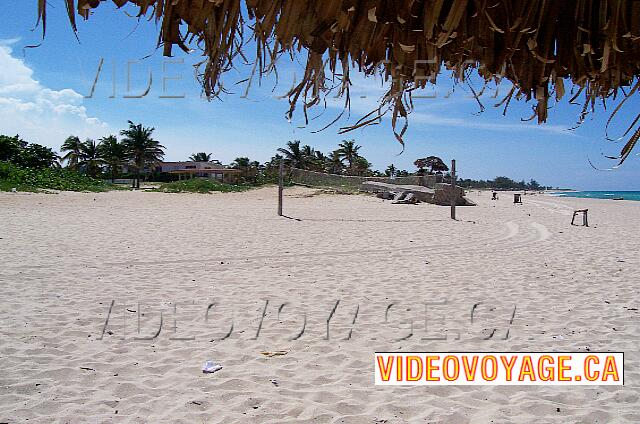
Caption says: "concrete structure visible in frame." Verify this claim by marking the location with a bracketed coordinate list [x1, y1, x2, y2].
[360, 181, 475, 206]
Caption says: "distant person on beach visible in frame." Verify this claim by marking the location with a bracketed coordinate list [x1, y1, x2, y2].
[492, 192, 498, 200]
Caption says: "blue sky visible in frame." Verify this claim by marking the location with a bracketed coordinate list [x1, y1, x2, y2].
[1, 3, 639, 190]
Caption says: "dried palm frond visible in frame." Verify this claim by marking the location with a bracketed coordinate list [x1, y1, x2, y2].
[35, 0, 640, 162]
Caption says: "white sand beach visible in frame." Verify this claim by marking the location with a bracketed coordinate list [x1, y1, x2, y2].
[0, 188, 639, 423]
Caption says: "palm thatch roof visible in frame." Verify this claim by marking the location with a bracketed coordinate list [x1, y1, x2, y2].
[37, 1, 640, 162]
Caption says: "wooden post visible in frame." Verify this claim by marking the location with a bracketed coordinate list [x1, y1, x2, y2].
[278, 159, 284, 216]
[450, 159, 456, 220]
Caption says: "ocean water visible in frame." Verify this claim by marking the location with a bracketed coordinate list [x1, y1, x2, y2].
[551, 191, 640, 201]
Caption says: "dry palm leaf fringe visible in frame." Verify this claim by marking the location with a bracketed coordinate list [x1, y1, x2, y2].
[36, 0, 640, 163]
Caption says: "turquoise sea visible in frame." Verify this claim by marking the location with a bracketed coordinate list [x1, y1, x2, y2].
[552, 191, 640, 201]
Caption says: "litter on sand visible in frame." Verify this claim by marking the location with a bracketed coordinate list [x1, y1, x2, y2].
[202, 361, 223, 374]
[260, 350, 289, 357]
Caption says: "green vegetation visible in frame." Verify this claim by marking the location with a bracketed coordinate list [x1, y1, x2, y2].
[189, 152, 213, 162]
[120, 121, 165, 188]
[458, 176, 549, 190]
[230, 157, 262, 184]
[275, 139, 375, 176]
[1, 135, 59, 169]
[98, 135, 126, 182]
[0, 121, 167, 192]
[58, 121, 165, 188]
[2, 127, 555, 193]
[414, 156, 449, 175]
[0, 134, 118, 192]
[0, 161, 115, 192]
[152, 178, 252, 194]
[272, 143, 556, 189]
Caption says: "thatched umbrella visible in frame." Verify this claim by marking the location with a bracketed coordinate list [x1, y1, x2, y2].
[36, 1, 640, 163]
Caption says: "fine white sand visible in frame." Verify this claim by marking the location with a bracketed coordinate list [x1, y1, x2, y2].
[0, 187, 638, 423]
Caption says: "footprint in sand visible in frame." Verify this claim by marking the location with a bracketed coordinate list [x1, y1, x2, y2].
[530, 222, 552, 242]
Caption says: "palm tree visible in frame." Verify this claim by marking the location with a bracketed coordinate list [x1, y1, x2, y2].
[264, 154, 283, 181]
[231, 156, 250, 170]
[189, 152, 212, 162]
[231, 157, 259, 183]
[337, 139, 361, 169]
[327, 150, 344, 174]
[300, 145, 322, 170]
[266, 154, 283, 167]
[385, 164, 397, 177]
[120, 121, 165, 188]
[79, 139, 104, 177]
[312, 150, 327, 172]
[277, 140, 312, 169]
[301, 144, 315, 158]
[60, 135, 83, 169]
[250, 160, 262, 182]
[97, 135, 126, 182]
[352, 156, 371, 176]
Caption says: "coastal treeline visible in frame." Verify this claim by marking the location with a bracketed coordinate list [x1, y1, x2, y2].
[458, 177, 549, 191]
[1, 125, 553, 192]
[0, 121, 167, 191]
[267, 140, 441, 178]
[0, 134, 109, 192]
[59, 121, 165, 188]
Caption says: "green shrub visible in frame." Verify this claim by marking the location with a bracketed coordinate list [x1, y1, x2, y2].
[154, 178, 253, 193]
[0, 161, 118, 192]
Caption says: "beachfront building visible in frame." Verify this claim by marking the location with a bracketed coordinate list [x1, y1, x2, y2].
[156, 161, 242, 183]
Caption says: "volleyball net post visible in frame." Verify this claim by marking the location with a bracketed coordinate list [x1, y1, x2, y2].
[278, 159, 284, 217]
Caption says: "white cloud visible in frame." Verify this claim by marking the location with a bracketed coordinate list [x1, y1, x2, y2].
[0, 41, 108, 150]
[408, 111, 573, 135]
